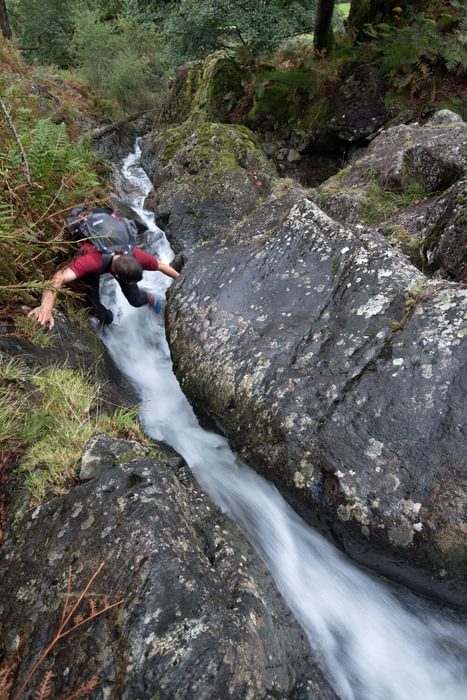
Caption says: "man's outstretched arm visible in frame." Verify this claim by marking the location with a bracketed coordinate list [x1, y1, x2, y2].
[157, 261, 180, 279]
[28, 267, 77, 330]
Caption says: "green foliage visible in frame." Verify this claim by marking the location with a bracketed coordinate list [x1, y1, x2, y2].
[70, 4, 167, 110]
[0, 109, 102, 306]
[163, 0, 315, 67]
[377, 12, 467, 85]
[8, 0, 76, 67]
[9, 0, 127, 67]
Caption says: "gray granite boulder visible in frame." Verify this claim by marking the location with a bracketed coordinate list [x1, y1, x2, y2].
[0, 439, 335, 699]
[420, 178, 467, 282]
[166, 191, 467, 589]
[315, 110, 467, 230]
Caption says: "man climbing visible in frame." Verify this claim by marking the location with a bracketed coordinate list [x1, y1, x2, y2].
[28, 204, 180, 330]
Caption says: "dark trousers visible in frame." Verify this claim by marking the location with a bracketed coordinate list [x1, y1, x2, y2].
[82, 273, 147, 324]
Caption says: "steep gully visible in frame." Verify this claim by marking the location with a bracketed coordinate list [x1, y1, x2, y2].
[98, 142, 467, 700]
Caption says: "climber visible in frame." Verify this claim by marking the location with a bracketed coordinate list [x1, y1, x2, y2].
[28, 204, 179, 330]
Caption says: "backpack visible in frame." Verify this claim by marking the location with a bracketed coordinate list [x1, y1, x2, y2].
[67, 206, 138, 271]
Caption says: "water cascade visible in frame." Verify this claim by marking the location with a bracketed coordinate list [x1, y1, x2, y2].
[98, 143, 467, 700]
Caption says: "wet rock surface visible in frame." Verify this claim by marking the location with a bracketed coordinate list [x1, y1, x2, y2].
[0, 439, 335, 700]
[165, 189, 467, 592]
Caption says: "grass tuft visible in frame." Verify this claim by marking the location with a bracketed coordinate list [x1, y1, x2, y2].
[1, 357, 144, 505]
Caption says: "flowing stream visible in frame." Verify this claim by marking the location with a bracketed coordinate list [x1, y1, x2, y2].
[99, 143, 467, 700]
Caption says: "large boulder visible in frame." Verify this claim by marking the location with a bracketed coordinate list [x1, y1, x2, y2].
[140, 121, 276, 251]
[315, 110, 466, 221]
[157, 52, 244, 128]
[0, 437, 335, 699]
[420, 177, 467, 282]
[166, 191, 467, 590]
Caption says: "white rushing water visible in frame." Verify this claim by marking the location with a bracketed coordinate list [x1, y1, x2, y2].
[99, 144, 467, 700]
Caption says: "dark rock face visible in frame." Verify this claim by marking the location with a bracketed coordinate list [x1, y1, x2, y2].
[311, 64, 388, 146]
[313, 110, 467, 279]
[0, 439, 335, 700]
[166, 191, 467, 587]
[0, 314, 137, 411]
[421, 178, 467, 282]
[140, 122, 276, 252]
[315, 110, 467, 226]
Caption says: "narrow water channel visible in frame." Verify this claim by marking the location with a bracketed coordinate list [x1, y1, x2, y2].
[99, 143, 467, 700]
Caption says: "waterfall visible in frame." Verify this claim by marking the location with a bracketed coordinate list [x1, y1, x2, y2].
[98, 142, 467, 700]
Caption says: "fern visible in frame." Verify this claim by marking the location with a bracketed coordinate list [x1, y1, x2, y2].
[33, 671, 54, 699]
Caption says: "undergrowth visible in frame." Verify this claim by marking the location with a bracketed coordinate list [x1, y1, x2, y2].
[0, 39, 109, 314]
[0, 355, 146, 505]
[364, 181, 431, 223]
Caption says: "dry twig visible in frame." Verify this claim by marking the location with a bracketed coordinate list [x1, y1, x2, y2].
[12, 563, 124, 700]
[0, 96, 32, 187]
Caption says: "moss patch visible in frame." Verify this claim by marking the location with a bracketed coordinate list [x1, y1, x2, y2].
[384, 224, 422, 265]
[155, 122, 269, 181]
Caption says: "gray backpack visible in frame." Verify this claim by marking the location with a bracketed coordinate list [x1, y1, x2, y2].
[67, 207, 138, 271]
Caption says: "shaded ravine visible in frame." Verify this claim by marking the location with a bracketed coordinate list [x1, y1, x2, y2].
[98, 144, 467, 700]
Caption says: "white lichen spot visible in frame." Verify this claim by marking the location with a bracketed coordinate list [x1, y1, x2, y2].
[388, 525, 414, 547]
[356, 295, 388, 318]
[294, 471, 306, 489]
[421, 364, 433, 379]
[366, 438, 384, 459]
[337, 505, 351, 521]
[81, 514, 95, 530]
[283, 414, 297, 429]
[71, 503, 84, 518]
[400, 499, 422, 516]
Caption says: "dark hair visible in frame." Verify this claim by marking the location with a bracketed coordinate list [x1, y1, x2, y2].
[111, 255, 143, 283]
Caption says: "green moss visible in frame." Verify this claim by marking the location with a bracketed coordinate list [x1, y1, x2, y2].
[158, 53, 244, 126]
[1, 357, 147, 505]
[248, 82, 297, 124]
[385, 224, 422, 265]
[404, 278, 425, 311]
[156, 122, 266, 181]
[390, 321, 405, 332]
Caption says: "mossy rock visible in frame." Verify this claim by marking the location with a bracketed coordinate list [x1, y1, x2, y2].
[145, 122, 277, 250]
[157, 52, 244, 127]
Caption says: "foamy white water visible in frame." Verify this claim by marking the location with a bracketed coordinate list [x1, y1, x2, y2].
[99, 143, 467, 700]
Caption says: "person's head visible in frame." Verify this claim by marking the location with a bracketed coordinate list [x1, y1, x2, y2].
[111, 254, 143, 283]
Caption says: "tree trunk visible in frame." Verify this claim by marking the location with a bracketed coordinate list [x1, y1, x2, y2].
[314, 0, 336, 54]
[0, 0, 12, 40]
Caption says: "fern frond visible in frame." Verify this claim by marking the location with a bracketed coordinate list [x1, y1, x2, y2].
[0, 660, 16, 700]
[62, 675, 99, 700]
[33, 671, 54, 700]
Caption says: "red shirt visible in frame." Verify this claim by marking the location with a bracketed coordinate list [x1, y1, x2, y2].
[69, 241, 159, 279]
